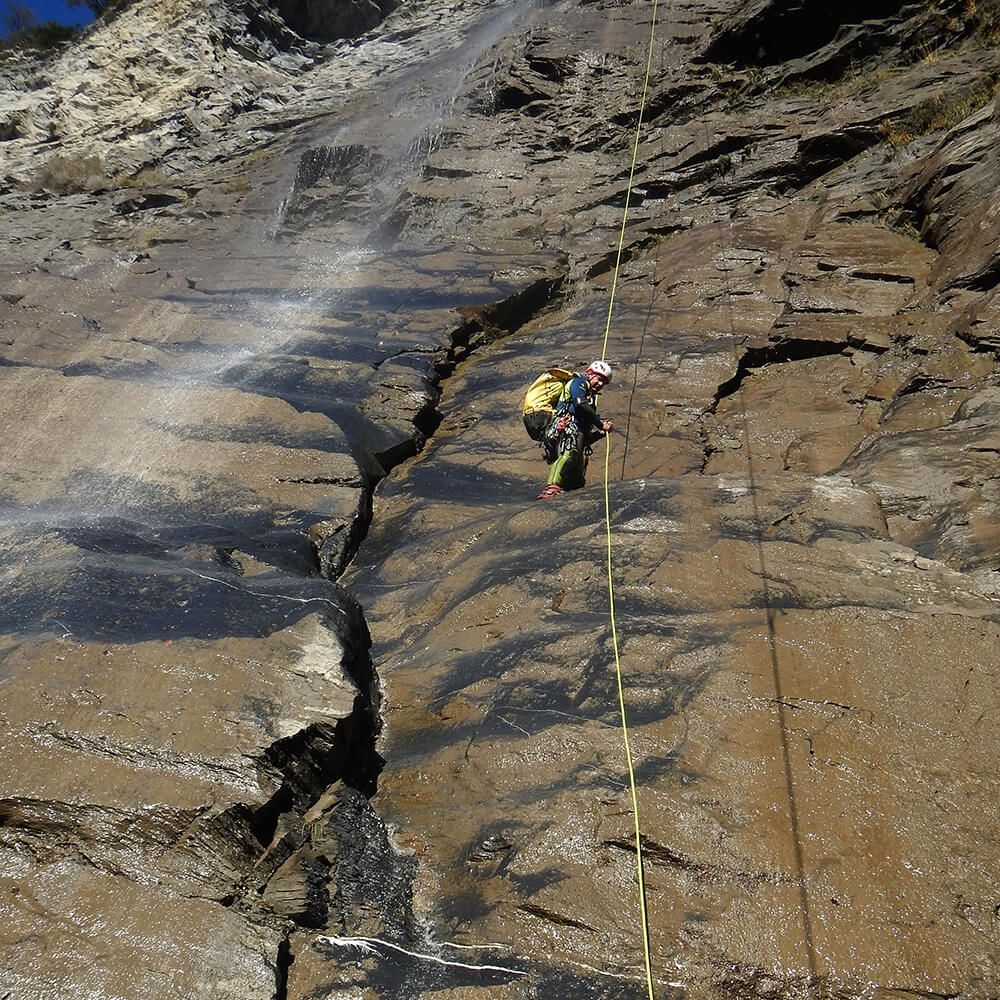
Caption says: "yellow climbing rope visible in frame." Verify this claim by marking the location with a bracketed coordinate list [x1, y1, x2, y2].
[600, 2, 660, 998]
[603, 443, 655, 1000]
[601, 0, 660, 359]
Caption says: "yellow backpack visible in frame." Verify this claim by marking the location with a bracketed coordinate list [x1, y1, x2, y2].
[522, 368, 576, 415]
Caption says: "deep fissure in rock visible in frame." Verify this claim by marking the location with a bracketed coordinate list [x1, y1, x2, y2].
[230, 266, 570, 950]
[275, 934, 293, 1000]
[703, 0, 911, 67]
[275, 0, 399, 42]
[711, 336, 856, 408]
[316, 271, 567, 577]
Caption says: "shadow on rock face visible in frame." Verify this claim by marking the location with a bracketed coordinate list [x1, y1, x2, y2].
[277, 0, 400, 42]
[0, 507, 344, 644]
[380, 453, 540, 507]
[704, 0, 910, 69]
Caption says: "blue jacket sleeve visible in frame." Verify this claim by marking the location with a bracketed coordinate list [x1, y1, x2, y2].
[567, 376, 601, 431]
[567, 376, 590, 404]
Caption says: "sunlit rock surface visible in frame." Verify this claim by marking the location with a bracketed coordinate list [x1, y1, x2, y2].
[1, 0, 998, 997]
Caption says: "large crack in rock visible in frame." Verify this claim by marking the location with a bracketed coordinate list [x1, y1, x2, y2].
[710, 335, 858, 408]
[701, 0, 976, 84]
[250, 267, 572, 956]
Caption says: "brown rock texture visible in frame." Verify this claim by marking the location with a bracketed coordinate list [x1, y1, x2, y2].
[1, 0, 998, 997]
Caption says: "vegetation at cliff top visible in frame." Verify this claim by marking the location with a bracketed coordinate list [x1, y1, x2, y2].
[1, 2, 76, 50]
[0, 0, 122, 52]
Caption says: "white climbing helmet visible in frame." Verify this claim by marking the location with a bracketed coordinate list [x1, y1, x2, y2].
[586, 359, 612, 384]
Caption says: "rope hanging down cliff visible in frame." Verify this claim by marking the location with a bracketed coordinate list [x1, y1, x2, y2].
[600, 1, 660, 998]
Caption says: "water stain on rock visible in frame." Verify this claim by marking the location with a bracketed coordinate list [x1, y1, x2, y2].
[2, 0, 999, 997]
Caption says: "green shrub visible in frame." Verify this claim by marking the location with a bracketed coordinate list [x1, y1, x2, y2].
[1, 22, 78, 51]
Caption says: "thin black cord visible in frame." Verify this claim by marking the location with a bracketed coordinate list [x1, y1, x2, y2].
[618, 254, 658, 481]
[709, 134, 819, 985]
[619, 26, 669, 483]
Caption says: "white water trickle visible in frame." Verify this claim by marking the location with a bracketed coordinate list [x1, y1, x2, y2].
[3, 0, 544, 536]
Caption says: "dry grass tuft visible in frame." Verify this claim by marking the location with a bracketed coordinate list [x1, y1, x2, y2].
[30, 154, 106, 194]
[115, 166, 169, 189]
[880, 73, 1000, 148]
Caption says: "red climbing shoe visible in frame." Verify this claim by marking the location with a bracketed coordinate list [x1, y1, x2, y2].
[536, 484, 563, 500]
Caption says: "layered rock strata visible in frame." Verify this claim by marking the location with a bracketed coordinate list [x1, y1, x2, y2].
[1, 0, 998, 997]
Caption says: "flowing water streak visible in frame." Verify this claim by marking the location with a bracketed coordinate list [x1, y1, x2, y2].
[0, 0, 546, 646]
[271, 0, 542, 234]
[68, 0, 541, 521]
[319, 935, 528, 977]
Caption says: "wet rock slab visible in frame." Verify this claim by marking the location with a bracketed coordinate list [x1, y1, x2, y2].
[0, 858, 282, 1000]
[333, 0, 1000, 984]
[1, 0, 1000, 995]
[348, 353, 1000, 996]
[1, 0, 572, 992]
[0, 598, 370, 985]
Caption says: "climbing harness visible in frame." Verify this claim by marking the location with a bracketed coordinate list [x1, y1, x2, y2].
[600, 1, 661, 998]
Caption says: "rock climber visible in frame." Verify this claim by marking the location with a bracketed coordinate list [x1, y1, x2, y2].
[536, 360, 613, 500]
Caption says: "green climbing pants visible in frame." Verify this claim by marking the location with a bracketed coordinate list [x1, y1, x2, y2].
[546, 416, 588, 490]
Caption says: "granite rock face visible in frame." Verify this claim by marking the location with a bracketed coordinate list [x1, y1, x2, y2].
[1, 0, 998, 997]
